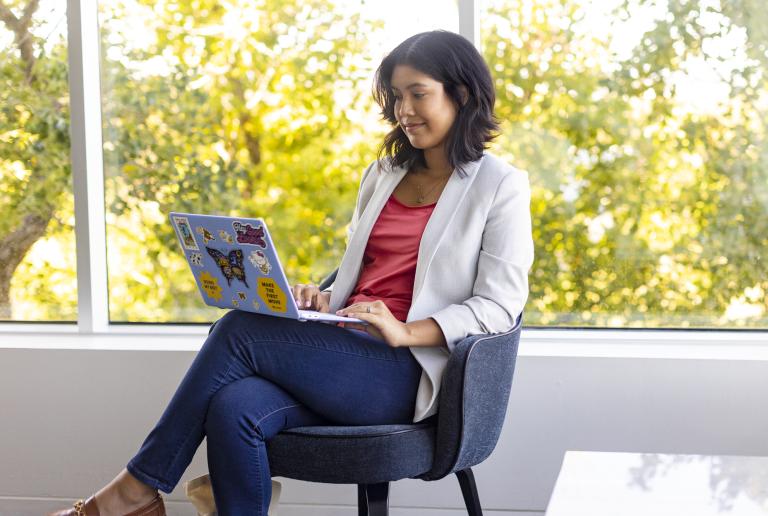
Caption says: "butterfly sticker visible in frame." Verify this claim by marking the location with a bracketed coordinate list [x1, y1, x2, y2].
[232, 221, 267, 247]
[206, 247, 249, 288]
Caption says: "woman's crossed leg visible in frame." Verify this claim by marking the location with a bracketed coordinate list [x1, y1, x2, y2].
[113, 310, 422, 515]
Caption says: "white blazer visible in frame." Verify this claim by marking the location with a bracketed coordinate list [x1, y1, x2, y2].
[329, 153, 534, 422]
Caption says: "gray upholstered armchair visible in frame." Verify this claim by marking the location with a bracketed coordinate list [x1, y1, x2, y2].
[265, 271, 523, 515]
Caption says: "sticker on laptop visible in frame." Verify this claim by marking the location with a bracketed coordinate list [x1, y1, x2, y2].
[237, 291, 247, 301]
[232, 221, 267, 248]
[189, 253, 203, 267]
[249, 250, 272, 275]
[218, 229, 235, 244]
[206, 247, 249, 287]
[196, 226, 215, 244]
[198, 271, 223, 301]
[173, 216, 198, 250]
[257, 277, 287, 313]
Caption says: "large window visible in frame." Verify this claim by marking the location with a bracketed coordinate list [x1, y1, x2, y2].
[98, 0, 458, 322]
[1, 0, 765, 331]
[482, 0, 768, 328]
[0, 0, 75, 322]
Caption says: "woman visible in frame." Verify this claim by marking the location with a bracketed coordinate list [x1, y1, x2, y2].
[52, 30, 533, 516]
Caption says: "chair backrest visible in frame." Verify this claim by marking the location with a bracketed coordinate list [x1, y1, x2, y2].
[315, 268, 523, 480]
[420, 315, 523, 480]
[318, 270, 338, 291]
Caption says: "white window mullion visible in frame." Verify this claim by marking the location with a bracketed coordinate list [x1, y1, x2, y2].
[458, 0, 480, 48]
[67, 0, 109, 333]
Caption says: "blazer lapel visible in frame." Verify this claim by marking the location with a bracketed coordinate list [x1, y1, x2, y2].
[411, 156, 484, 303]
[330, 165, 407, 310]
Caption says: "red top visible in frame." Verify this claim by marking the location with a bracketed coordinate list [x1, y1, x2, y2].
[345, 194, 437, 321]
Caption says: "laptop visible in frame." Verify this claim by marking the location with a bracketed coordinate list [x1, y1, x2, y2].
[169, 212, 364, 324]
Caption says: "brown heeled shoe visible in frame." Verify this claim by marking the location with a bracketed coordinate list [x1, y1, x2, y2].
[48, 494, 165, 516]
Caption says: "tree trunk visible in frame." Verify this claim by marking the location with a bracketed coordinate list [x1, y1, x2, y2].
[0, 0, 41, 84]
[0, 0, 51, 319]
[0, 214, 51, 319]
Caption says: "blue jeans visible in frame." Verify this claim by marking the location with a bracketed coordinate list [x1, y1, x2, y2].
[126, 310, 422, 515]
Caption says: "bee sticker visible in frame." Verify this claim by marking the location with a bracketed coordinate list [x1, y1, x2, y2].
[237, 291, 247, 301]
[196, 226, 215, 244]
[218, 229, 235, 244]
[173, 216, 198, 250]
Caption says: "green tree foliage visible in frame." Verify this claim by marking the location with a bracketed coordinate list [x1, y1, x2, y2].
[483, 0, 767, 327]
[97, 0, 380, 321]
[0, 0, 74, 320]
[2, 0, 766, 327]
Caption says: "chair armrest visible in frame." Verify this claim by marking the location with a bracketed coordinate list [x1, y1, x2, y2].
[419, 315, 522, 480]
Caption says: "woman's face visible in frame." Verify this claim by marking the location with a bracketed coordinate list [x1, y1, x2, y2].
[391, 64, 459, 154]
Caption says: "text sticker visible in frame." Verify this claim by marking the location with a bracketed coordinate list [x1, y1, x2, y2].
[233, 221, 267, 247]
[257, 277, 287, 313]
[199, 271, 223, 301]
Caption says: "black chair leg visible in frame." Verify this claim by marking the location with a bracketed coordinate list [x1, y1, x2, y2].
[357, 484, 368, 516]
[456, 468, 483, 516]
[357, 482, 389, 516]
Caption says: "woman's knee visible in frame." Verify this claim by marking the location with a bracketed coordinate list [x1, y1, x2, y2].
[209, 310, 287, 344]
[204, 380, 251, 438]
[204, 311, 267, 358]
[204, 376, 297, 441]
[212, 309, 255, 335]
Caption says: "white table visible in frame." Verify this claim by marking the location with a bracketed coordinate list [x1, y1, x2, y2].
[546, 451, 768, 516]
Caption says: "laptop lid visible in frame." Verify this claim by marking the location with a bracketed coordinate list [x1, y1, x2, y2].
[170, 212, 302, 319]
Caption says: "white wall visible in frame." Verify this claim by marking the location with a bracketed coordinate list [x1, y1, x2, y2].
[1, 344, 768, 515]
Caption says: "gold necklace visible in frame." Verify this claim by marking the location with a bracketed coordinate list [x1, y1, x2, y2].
[411, 173, 451, 204]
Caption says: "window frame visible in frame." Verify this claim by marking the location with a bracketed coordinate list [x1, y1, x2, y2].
[0, 0, 766, 349]
[69, 0, 109, 333]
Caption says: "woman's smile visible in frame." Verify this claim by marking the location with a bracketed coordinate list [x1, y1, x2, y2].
[403, 122, 425, 133]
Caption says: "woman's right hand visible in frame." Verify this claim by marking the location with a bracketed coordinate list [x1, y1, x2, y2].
[291, 284, 331, 312]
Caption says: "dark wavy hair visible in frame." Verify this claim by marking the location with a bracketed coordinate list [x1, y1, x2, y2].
[373, 30, 499, 175]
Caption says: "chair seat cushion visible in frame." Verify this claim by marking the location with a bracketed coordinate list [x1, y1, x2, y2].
[267, 423, 436, 484]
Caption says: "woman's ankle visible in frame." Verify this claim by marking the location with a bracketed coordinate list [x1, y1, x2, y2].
[113, 469, 157, 505]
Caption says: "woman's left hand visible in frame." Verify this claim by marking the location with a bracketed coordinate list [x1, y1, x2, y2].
[336, 300, 412, 347]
